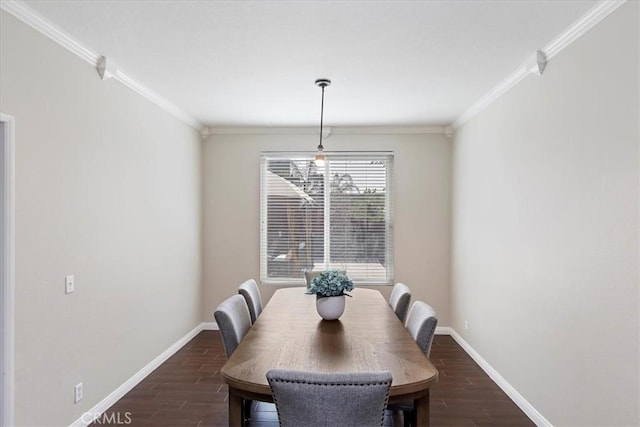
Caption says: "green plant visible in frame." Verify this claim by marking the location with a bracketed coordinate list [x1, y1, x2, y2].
[309, 270, 354, 297]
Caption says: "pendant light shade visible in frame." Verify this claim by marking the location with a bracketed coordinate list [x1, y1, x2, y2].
[315, 78, 331, 167]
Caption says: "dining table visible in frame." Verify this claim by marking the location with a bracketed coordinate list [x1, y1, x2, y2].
[221, 287, 439, 426]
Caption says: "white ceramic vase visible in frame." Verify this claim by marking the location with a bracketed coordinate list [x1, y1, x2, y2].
[316, 295, 346, 320]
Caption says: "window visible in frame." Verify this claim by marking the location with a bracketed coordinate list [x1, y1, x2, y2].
[260, 152, 393, 285]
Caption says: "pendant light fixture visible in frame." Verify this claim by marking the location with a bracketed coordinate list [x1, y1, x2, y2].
[314, 78, 331, 167]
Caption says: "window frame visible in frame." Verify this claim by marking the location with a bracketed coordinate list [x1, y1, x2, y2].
[260, 151, 394, 286]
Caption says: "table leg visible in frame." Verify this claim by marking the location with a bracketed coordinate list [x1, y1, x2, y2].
[228, 389, 242, 427]
[414, 390, 430, 427]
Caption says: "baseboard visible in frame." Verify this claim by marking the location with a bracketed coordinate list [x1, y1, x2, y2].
[69, 322, 548, 427]
[447, 328, 552, 427]
[69, 322, 209, 427]
[202, 321, 219, 330]
[435, 326, 452, 335]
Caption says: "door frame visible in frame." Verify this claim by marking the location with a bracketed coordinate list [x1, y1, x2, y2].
[0, 113, 15, 427]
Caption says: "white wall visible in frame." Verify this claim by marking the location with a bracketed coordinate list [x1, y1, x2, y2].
[203, 132, 451, 325]
[451, 2, 639, 426]
[0, 11, 203, 426]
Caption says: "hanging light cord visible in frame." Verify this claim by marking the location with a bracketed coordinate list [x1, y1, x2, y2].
[318, 83, 325, 152]
[315, 78, 330, 152]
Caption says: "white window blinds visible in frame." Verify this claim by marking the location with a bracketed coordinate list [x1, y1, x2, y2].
[260, 152, 393, 285]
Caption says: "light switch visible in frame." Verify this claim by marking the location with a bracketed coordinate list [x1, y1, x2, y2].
[65, 275, 75, 294]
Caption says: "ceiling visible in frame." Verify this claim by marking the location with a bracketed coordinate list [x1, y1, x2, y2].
[21, 0, 597, 128]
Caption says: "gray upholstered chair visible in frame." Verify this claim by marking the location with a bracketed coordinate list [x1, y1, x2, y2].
[213, 294, 253, 424]
[389, 300, 438, 426]
[304, 269, 347, 291]
[388, 283, 411, 323]
[213, 294, 252, 358]
[266, 369, 393, 427]
[238, 279, 263, 324]
[405, 300, 438, 357]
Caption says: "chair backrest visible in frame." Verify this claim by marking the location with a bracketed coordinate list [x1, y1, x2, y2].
[388, 283, 411, 323]
[238, 279, 263, 324]
[213, 294, 252, 358]
[404, 300, 438, 357]
[304, 269, 347, 290]
[266, 369, 392, 427]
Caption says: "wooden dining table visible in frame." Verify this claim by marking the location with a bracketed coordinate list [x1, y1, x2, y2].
[221, 287, 439, 426]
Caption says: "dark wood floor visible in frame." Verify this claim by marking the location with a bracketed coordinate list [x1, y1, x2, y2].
[94, 331, 534, 426]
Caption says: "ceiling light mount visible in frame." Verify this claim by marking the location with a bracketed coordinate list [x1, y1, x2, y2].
[315, 78, 331, 166]
[315, 78, 331, 88]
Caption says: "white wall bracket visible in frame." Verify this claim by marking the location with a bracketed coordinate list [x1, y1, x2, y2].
[527, 50, 547, 76]
[321, 126, 331, 139]
[199, 127, 211, 140]
[96, 56, 118, 80]
[444, 126, 454, 141]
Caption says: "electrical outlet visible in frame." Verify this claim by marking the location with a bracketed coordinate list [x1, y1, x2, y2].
[74, 382, 83, 403]
[65, 275, 75, 294]
[464, 320, 469, 331]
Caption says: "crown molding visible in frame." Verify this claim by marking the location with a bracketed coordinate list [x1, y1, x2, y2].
[207, 126, 319, 135]
[0, 0, 203, 131]
[543, 0, 627, 60]
[452, 0, 627, 130]
[333, 126, 447, 134]
[452, 67, 529, 129]
[205, 125, 447, 136]
[0, 0, 98, 64]
[3, 0, 624, 134]
[113, 68, 201, 129]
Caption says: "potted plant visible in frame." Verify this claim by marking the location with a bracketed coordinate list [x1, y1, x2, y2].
[309, 270, 354, 320]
